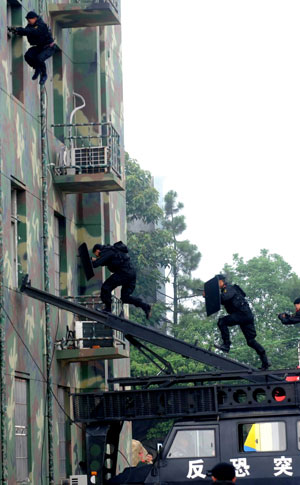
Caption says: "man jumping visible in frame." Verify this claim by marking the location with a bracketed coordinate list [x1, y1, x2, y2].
[9, 11, 56, 85]
[92, 241, 152, 319]
[213, 274, 270, 370]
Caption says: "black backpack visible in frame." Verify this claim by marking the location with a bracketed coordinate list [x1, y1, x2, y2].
[233, 284, 246, 298]
[110, 241, 130, 268]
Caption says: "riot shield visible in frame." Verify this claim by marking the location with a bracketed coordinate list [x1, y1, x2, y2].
[78, 242, 95, 281]
[204, 276, 220, 316]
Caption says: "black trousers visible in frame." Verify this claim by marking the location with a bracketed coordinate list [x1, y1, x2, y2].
[218, 312, 266, 357]
[101, 269, 148, 312]
[24, 45, 56, 74]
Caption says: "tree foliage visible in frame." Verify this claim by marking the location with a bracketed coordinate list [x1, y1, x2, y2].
[125, 154, 300, 374]
[125, 154, 163, 224]
[221, 250, 300, 369]
[162, 190, 201, 325]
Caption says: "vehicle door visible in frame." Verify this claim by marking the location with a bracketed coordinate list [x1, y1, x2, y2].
[150, 424, 220, 484]
[219, 416, 300, 484]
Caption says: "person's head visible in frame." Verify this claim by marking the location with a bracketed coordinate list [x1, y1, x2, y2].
[211, 462, 236, 483]
[294, 297, 300, 312]
[92, 243, 105, 257]
[26, 11, 38, 25]
[216, 274, 226, 289]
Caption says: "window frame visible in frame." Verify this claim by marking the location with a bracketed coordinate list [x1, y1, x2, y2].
[15, 377, 30, 483]
[238, 420, 287, 453]
[166, 428, 216, 459]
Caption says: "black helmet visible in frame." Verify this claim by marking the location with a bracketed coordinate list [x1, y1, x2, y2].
[26, 11, 38, 19]
[215, 274, 226, 281]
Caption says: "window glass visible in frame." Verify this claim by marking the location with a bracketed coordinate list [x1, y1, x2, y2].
[58, 387, 69, 478]
[15, 378, 29, 483]
[297, 422, 300, 450]
[167, 429, 215, 458]
[239, 422, 286, 452]
[54, 215, 60, 296]
[11, 189, 18, 287]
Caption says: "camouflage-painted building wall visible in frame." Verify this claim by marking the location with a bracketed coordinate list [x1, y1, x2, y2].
[0, 0, 130, 483]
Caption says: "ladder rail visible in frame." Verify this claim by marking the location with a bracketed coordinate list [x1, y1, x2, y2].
[20, 276, 272, 381]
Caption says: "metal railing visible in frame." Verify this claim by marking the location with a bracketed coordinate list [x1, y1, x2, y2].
[52, 122, 121, 178]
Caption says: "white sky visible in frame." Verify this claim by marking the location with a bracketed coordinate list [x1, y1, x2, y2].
[121, 1, 300, 281]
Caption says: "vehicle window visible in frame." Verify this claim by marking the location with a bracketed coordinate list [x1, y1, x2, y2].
[239, 422, 286, 452]
[297, 422, 300, 450]
[167, 429, 215, 458]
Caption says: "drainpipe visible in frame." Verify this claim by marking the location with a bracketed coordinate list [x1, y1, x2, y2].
[40, 84, 54, 484]
[0, 143, 8, 484]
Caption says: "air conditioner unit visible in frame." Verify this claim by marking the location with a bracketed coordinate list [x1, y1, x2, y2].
[75, 320, 102, 349]
[75, 321, 83, 349]
[57, 146, 74, 175]
[71, 146, 110, 172]
[75, 320, 115, 349]
[70, 476, 87, 485]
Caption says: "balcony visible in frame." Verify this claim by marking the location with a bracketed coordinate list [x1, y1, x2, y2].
[56, 295, 129, 363]
[52, 122, 124, 193]
[48, 0, 120, 29]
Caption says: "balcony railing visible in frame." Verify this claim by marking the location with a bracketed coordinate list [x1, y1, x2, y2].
[56, 295, 128, 363]
[48, 0, 120, 28]
[52, 122, 124, 193]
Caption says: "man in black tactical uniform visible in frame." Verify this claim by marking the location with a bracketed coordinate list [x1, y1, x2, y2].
[210, 462, 236, 483]
[214, 275, 269, 370]
[9, 11, 56, 85]
[278, 297, 300, 325]
[92, 241, 152, 318]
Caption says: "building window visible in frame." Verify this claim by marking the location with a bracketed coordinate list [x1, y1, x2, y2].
[53, 48, 64, 141]
[7, 3, 13, 93]
[11, 189, 18, 287]
[15, 378, 29, 483]
[238, 422, 286, 452]
[54, 214, 67, 296]
[7, 0, 24, 102]
[58, 387, 70, 478]
[11, 186, 27, 288]
[54, 215, 60, 296]
[167, 429, 215, 458]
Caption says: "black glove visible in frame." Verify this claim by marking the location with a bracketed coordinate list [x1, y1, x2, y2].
[278, 313, 290, 323]
[7, 26, 17, 34]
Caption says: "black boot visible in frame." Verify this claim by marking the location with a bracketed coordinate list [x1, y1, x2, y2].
[214, 342, 230, 353]
[32, 69, 40, 80]
[259, 352, 270, 370]
[39, 73, 48, 85]
[144, 304, 152, 320]
[95, 304, 111, 314]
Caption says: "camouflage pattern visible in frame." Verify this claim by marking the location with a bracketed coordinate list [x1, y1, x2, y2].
[0, 0, 130, 482]
[49, 0, 120, 29]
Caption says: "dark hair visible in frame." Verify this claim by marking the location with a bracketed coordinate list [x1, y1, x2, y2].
[92, 244, 105, 253]
[294, 297, 300, 305]
[210, 462, 235, 480]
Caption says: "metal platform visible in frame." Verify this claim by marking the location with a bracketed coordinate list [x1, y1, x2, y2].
[20, 276, 279, 386]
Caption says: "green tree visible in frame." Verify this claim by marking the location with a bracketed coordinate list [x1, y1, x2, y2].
[163, 190, 201, 325]
[221, 250, 300, 369]
[125, 154, 163, 224]
[125, 154, 172, 328]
